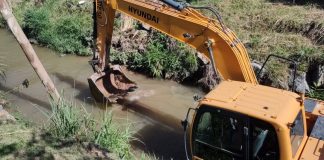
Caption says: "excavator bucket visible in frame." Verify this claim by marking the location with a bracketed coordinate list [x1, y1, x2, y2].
[88, 65, 137, 103]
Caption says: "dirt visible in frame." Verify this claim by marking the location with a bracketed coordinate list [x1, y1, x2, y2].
[112, 28, 150, 54]
[272, 20, 324, 45]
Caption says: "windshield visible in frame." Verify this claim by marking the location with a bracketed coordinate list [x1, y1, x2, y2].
[193, 108, 245, 160]
[192, 106, 280, 160]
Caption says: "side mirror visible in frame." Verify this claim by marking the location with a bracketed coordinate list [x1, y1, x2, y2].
[181, 108, 197, 131]
[181, 119, 189, 131]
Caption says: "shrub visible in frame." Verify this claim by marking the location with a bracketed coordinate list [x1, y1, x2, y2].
[12, 0, 92, 56]
[94, 112, 133, 159]
[48, 99, 84, 138]
[47, 98, 135, 159]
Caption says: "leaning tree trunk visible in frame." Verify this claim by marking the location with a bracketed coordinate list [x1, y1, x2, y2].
[0, 0, 60, 102]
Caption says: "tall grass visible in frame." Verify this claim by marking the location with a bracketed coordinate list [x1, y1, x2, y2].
[0, 57, 6, 80]
[5, 0, 92, 56]
[47, 98, 135, 159]
[308, 88, 324, 100]
[48, 99, 85, 138]
[94, 112, 133, 159]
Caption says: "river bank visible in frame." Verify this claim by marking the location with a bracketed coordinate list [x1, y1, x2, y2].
[0, 97, 159, 160]
[1, 0, 323, 96]
[0, 28, 203, 159]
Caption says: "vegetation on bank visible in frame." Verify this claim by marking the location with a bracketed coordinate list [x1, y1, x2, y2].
[188, 0, 324, 92]
[1, 0, 93, 56]
[0, 97, 155, 160]
[110, 32, 199, 81]
[1, 0, 323, 93]
[47, 99, 134, 159]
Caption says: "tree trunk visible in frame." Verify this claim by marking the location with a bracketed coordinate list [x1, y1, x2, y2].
[0, 0, 60, 102]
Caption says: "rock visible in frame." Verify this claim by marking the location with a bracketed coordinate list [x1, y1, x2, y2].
[28, 38, 38, 45]
[251, 61, 264, 78]
[198, 63, 221, 91]
[291, 72, 310, 94]
[197, 52, 209, 65]
[307, 61, 324, 88]
[0, 106, 16, 124]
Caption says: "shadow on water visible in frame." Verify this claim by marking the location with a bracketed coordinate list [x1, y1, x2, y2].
[8, 72, 189, 159]
[0, 83, 51, 110]
[52, 72, 93, 104]
[118, 99, 187, 159]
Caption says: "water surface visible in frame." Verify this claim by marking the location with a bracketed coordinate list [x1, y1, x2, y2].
[0, 29, 204, 159]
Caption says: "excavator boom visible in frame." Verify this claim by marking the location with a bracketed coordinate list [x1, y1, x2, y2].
[99, 0, 257, 83]
[87, 1, 324, 160]
[89, 0, 258, 102]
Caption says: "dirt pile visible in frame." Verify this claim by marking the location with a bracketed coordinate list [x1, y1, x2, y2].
[112, 28, 150, 54]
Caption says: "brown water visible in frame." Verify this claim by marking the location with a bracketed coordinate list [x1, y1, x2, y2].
[0, 29, 204, 159]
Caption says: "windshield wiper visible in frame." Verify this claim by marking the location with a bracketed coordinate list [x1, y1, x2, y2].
[195, 139, 243, 158]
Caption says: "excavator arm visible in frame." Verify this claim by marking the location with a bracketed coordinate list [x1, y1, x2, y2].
[89, 0, 258, 102]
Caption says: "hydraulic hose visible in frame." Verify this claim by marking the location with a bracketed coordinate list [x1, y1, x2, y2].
[161, 0, 184, 11]
[190, 6, 226, 32]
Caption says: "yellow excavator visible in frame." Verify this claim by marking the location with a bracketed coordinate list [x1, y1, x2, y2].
[87, 0, 324, 159]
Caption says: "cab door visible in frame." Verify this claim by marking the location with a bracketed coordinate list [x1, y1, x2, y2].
[192, 106, 249, 160]
[191, 105, 280, 160]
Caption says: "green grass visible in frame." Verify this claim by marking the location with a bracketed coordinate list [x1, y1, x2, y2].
[94, 112, 133, 159]
[2, 0, 92, 56]
[308, 88, 324, 100]
[0, 95, 157, 159]
[48, 99, 88, 139]
[190, 0, 324, 59]
[45, 98, 137, 159]
[111, 31, 199, 81]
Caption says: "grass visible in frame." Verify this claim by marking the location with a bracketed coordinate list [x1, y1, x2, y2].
[1, 0, 92, 56]
[2, 0, 323, 96]
[47, 99, 88, 139]
[308, 88, 324, 100]
[111, 31, 199, 82]
[190, 0, 323, 59]
[189, 0, 324, 92]
[94, 112, 133, 159]
[45, 98, 135, 159]
[0, 97, 157, 159]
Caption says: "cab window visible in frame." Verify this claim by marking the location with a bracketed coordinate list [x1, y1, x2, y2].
[290, 111, 304, 157]
[192, 106, 280, 160]
[193, 108, 245, 160]
[251, 118, 280, 160]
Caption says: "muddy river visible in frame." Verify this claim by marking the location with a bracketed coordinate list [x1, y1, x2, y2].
[0, 29, 204, 159]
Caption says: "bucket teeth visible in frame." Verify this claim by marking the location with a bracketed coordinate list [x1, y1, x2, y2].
[88, 65, 137, 103]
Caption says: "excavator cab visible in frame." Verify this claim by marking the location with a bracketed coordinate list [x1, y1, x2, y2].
[191, 105, 280, 160]
[184, 80, 324, 160]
